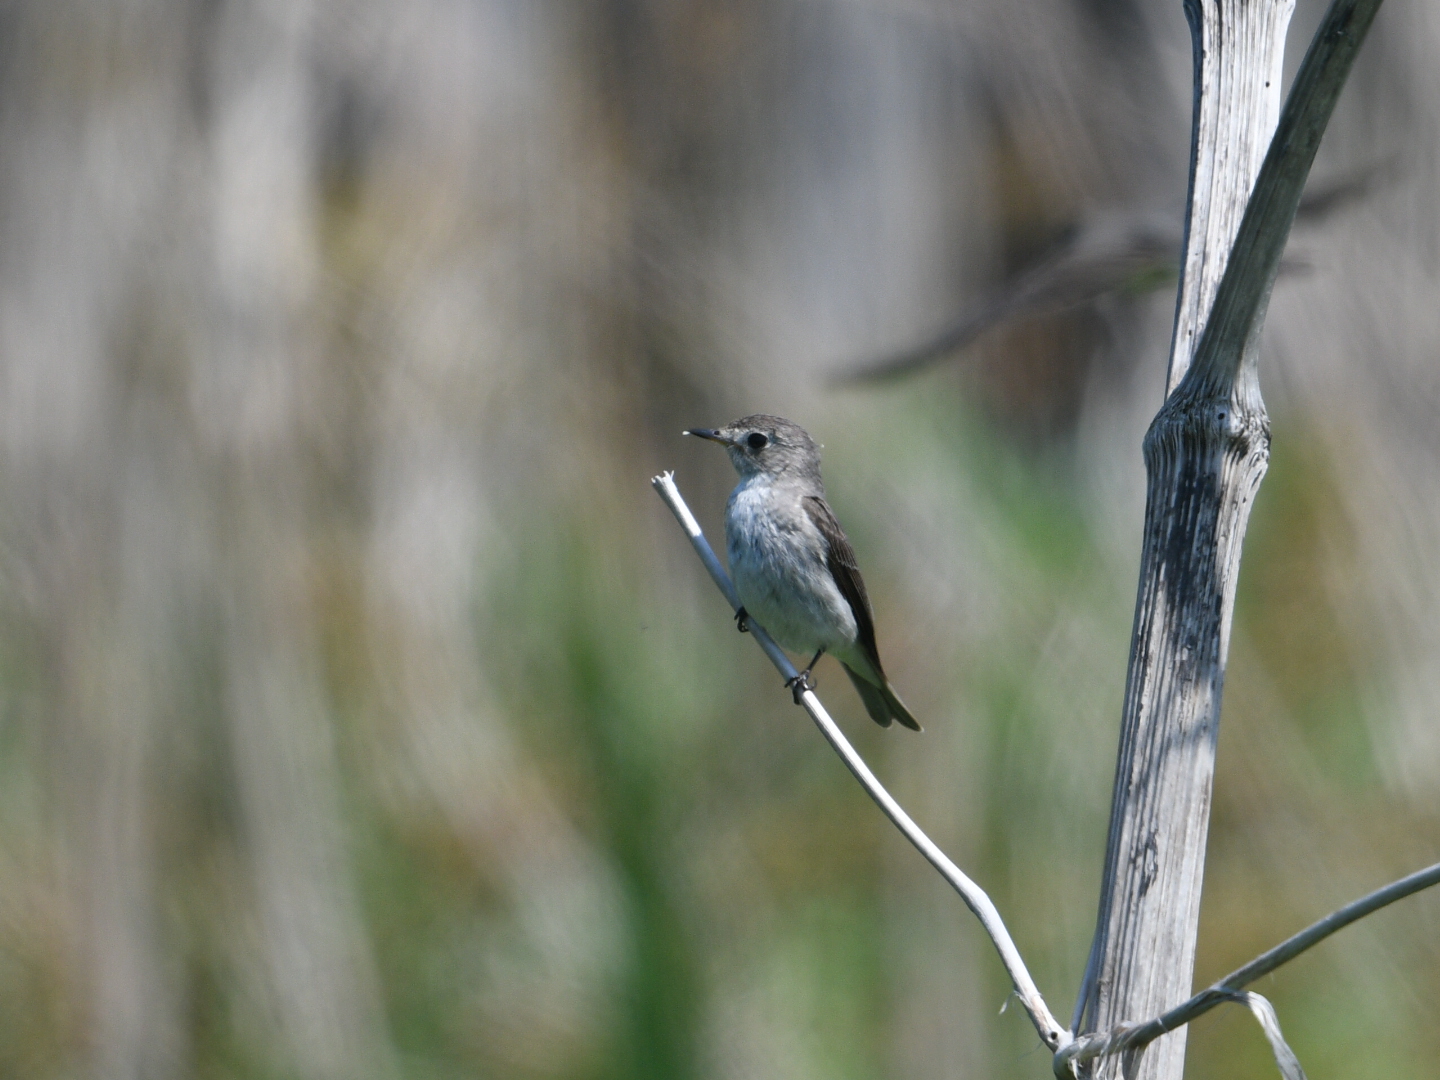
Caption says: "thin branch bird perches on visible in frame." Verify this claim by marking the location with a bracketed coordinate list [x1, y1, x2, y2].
[651, 469, 1068, 1049]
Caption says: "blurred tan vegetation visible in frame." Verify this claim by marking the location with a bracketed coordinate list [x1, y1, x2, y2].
[0, 1, 1436, 1078]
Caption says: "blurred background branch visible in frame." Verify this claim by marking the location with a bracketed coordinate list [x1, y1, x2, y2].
[834, 159, 1399, 385]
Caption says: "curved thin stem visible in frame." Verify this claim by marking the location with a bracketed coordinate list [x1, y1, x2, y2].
[1058, 860, 1440, 1071]
[652, 471, 1069, 1051]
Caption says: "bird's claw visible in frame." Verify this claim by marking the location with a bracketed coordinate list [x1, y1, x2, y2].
[785, 669, 816, 704]
[735, 607, 750, 633]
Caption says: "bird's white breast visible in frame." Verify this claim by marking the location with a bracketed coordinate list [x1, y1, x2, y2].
[724, 475, 858, 656]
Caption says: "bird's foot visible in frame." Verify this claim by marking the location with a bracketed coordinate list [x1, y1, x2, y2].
[735, 607, 750, 633]
[785, 650, 824, 704]
[785, 669, 816, 704]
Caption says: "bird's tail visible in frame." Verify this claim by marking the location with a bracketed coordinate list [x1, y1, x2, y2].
[843, 664, 922, 732]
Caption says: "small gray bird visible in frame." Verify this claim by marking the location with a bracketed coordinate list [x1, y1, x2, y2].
[686, 415, 921, 731]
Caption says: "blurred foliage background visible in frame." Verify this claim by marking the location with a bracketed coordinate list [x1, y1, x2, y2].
[0, 1, 1436, 1078]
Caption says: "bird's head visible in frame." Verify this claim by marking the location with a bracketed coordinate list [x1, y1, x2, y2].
[685, 414, 820, 482]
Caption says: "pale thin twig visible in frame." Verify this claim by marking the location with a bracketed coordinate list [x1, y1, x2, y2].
[1058, 860, 1440, 1072]
[651, 470, 1069, 1051]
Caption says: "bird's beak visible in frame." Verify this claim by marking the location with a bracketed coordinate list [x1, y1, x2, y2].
[684, 428, 737, 447]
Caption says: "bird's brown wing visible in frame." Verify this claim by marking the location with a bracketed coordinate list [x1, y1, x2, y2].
[802, 495, 884, 680]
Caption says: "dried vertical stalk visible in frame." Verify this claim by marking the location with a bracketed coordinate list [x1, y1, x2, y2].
[1078, 1, 1383, 1077]
[1076, 1, 1293, 1076]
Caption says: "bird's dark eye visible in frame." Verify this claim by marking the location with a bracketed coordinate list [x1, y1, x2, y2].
[746, 432, 769, 450]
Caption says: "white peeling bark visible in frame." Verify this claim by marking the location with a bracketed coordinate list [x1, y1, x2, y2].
[1077, 2, 1294, 1077]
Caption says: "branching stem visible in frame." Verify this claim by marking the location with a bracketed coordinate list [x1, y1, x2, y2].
[654, 470, 1440, 1078]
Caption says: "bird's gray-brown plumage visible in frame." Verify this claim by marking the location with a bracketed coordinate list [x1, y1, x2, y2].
[685, 414, 920, 731]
